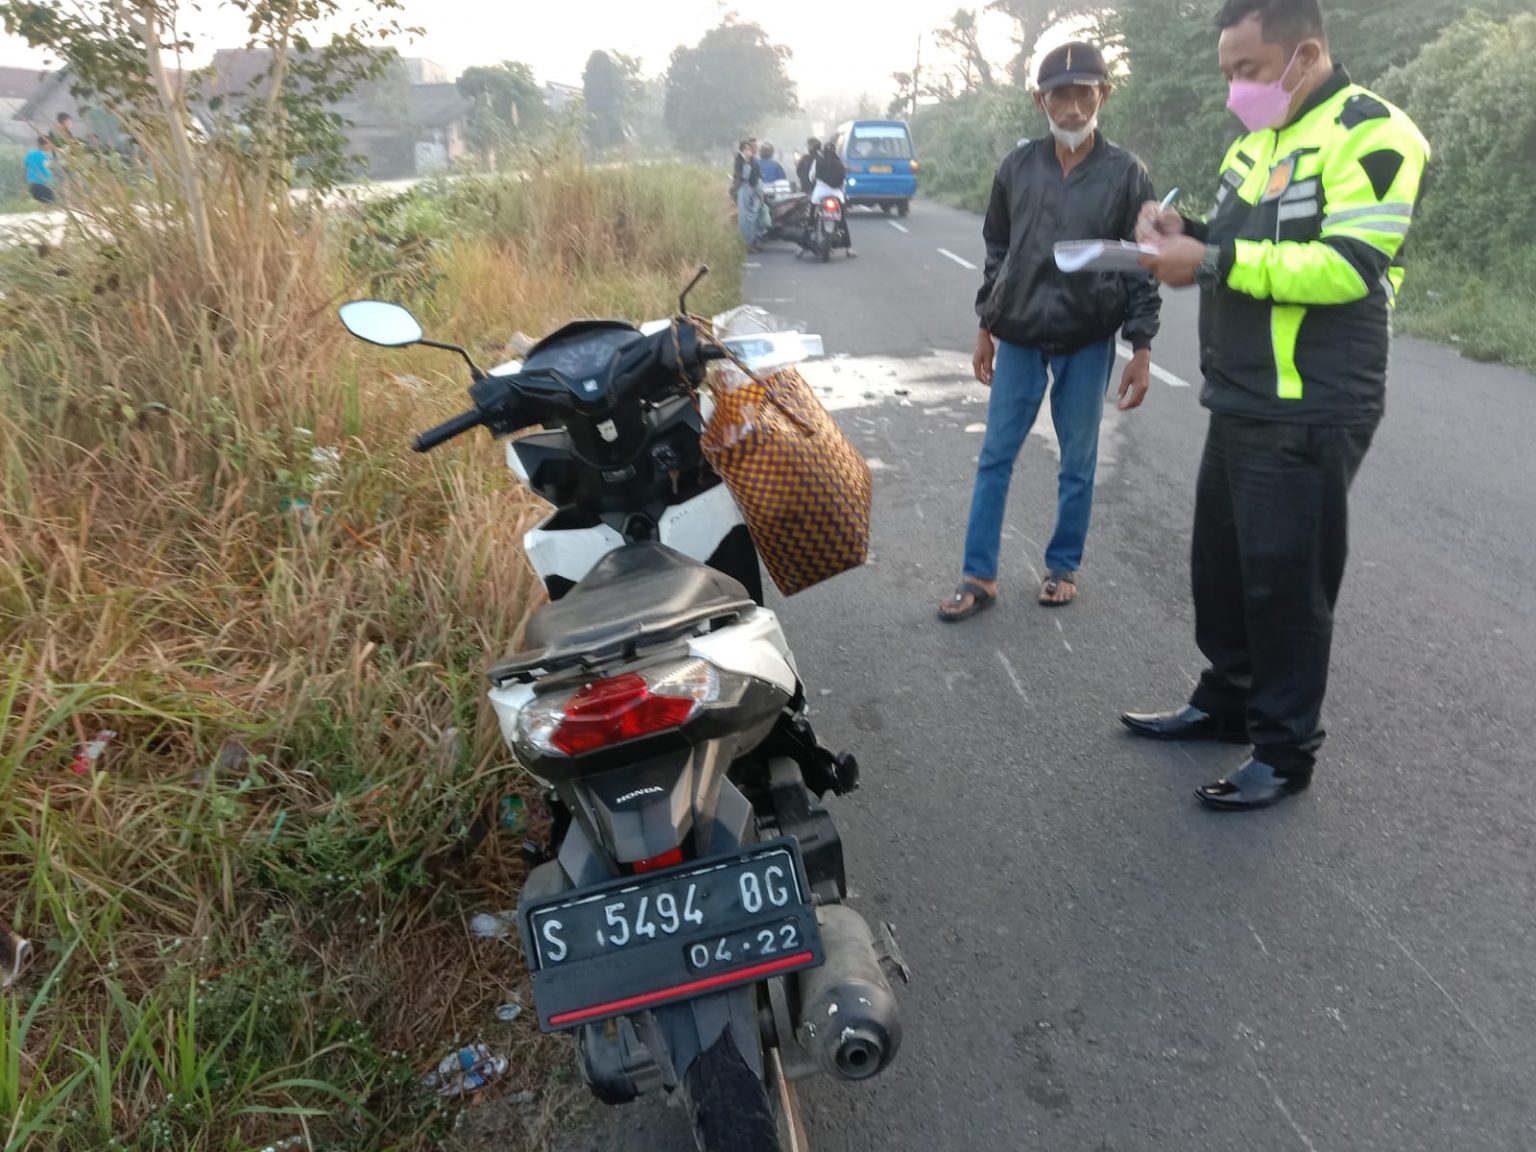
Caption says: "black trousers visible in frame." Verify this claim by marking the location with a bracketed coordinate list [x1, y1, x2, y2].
[1188, 412, 1376, 776]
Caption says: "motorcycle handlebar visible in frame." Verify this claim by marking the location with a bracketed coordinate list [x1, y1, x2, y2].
[411, 408, 484, 453]
[409, 328, 725, 452]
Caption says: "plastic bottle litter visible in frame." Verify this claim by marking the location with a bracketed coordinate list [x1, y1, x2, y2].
[468, 911, 517, 941]
[1, 927, 32, 989]
[422, 1043, 509, 1098]
[68, 730, 116, 776]
[497, 796, 525, 832]
[422, 1042, 490, 1087]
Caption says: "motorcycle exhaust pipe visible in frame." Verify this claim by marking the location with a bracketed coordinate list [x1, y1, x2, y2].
[794, 904, 903, 1082]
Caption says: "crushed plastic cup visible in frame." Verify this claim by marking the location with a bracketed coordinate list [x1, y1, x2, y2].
[468, 911, 517, 941]
[69, 729, 117, 776]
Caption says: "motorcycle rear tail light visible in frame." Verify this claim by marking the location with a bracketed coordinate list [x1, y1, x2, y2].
[517, 659, 737, 757]
[632, 847, 685, 874]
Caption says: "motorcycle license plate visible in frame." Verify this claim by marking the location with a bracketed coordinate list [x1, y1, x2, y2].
[869, 164, 893, 173]
[520, 839, 823, 1032]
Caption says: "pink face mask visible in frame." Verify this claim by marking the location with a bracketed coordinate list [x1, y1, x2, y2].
[1227, 46, 1303, 133]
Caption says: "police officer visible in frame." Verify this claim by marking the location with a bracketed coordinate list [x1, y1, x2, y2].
[1126, 0, 1430, 810]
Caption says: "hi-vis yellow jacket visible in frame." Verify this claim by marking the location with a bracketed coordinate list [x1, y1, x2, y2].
[1189, 66, 1430, 425]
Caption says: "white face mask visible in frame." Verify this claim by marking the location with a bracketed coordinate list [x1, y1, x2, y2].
[1048, 112, 1097, 151]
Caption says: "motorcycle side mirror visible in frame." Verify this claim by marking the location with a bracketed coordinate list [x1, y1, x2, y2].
[340, 299, 487, 380]
[338, 300, 424, 348]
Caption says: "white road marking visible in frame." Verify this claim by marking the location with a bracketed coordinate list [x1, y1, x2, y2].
[1116, 343, 1193, 388]
[1337, 884, 1499, 1055]
[937, 248, 977, 270]
[888, 220, 910, 234]
[745, 262, 763, 269]
[1249, 1055, 1321, 1152]
[1055, 618, 1074, 653]
[996, 651, 1030, 705]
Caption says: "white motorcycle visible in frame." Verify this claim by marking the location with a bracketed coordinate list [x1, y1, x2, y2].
[340, 271, 906, 1152]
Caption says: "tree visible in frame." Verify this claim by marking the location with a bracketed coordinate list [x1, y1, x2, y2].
[1095, 2, 1233, 203]
[457, 61, 546, 159]
[1376, 10, 1536, 268]
[0, 0, 413, 283]
[662, 20, 798, 150]
[986, 0, 1111, 85]
[888, 67, 953, 120]
[934, 9, 997, 92]
[1099, 0, 1536, 216]
[584, 49, 640, 152]
[1327, 0, 1531, 88]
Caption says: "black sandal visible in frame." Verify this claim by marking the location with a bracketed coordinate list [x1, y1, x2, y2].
[1038, 571, 1078, 607]
[939, 579, 996, 623]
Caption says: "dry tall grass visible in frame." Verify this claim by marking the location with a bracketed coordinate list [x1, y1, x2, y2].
[0, 153, 741, 1151]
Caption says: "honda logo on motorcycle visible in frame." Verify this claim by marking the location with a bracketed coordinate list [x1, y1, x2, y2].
[615, 785, 666, 804]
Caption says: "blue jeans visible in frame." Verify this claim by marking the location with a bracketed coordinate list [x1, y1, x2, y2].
[962, 336, 1117, 581]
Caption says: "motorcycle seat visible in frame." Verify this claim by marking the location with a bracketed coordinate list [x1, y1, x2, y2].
[491, 543, 756, 681]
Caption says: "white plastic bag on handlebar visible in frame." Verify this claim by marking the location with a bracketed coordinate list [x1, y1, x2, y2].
[707, 305, 824, 389]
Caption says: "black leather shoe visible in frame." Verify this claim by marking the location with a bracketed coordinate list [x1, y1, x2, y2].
[1120, 705, 1248, 743]
[1195, 759, 1311, 811]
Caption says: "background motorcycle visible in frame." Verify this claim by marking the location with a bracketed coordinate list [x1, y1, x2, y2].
[805, 195, 851, 264]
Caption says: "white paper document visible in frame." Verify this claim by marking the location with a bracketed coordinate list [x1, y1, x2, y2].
[1054, 240, 1160, 274]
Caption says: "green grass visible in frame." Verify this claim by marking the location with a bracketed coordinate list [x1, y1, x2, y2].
[0, 158, 741, 1151]
[1395, 252, 1536, 372]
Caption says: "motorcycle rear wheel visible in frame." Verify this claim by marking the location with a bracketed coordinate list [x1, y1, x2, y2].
[685, 1032, 781, 1152]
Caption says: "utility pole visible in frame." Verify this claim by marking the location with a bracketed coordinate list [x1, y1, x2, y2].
[911, 32, 922, 121]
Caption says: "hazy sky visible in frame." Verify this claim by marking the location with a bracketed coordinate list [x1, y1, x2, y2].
[1, 0, 1052, 104]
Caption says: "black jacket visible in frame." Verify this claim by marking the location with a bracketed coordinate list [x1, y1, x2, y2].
[731, 153, 760, 196]
[796, 151, 816, 193]
[812, 150, 846, 190]
[976, 133, 1161, 353]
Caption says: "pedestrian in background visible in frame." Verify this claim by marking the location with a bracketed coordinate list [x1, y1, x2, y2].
[24, 136, 55, 204]
[731, 138, 765, 254]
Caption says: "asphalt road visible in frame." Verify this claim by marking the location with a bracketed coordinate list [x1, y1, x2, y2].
[558, 198, 1536, 1152]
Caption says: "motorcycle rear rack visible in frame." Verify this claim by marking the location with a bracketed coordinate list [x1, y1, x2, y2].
[487, 601, 753, 687]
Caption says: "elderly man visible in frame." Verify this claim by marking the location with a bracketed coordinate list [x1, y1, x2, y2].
[1127, 0, 1430, 810]
[940, 40, 1160, 621]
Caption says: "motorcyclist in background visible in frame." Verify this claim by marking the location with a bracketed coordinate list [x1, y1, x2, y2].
[809, 138, 855, 257]
[797, 137, 820, 194]
[758, 142, 787, 184]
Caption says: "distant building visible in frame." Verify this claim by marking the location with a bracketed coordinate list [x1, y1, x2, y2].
[544, 81, 582, 114]
[5, 51, 470, 178]
[399, 58, 450, 86]
[200, 50, 470, 178]
[0, 65, 52, 144]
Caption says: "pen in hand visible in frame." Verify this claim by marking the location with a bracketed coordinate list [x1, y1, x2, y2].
[1140, 187, 1181, 247]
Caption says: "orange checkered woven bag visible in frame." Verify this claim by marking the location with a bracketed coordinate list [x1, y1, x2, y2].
[698, 361, 872, 597]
